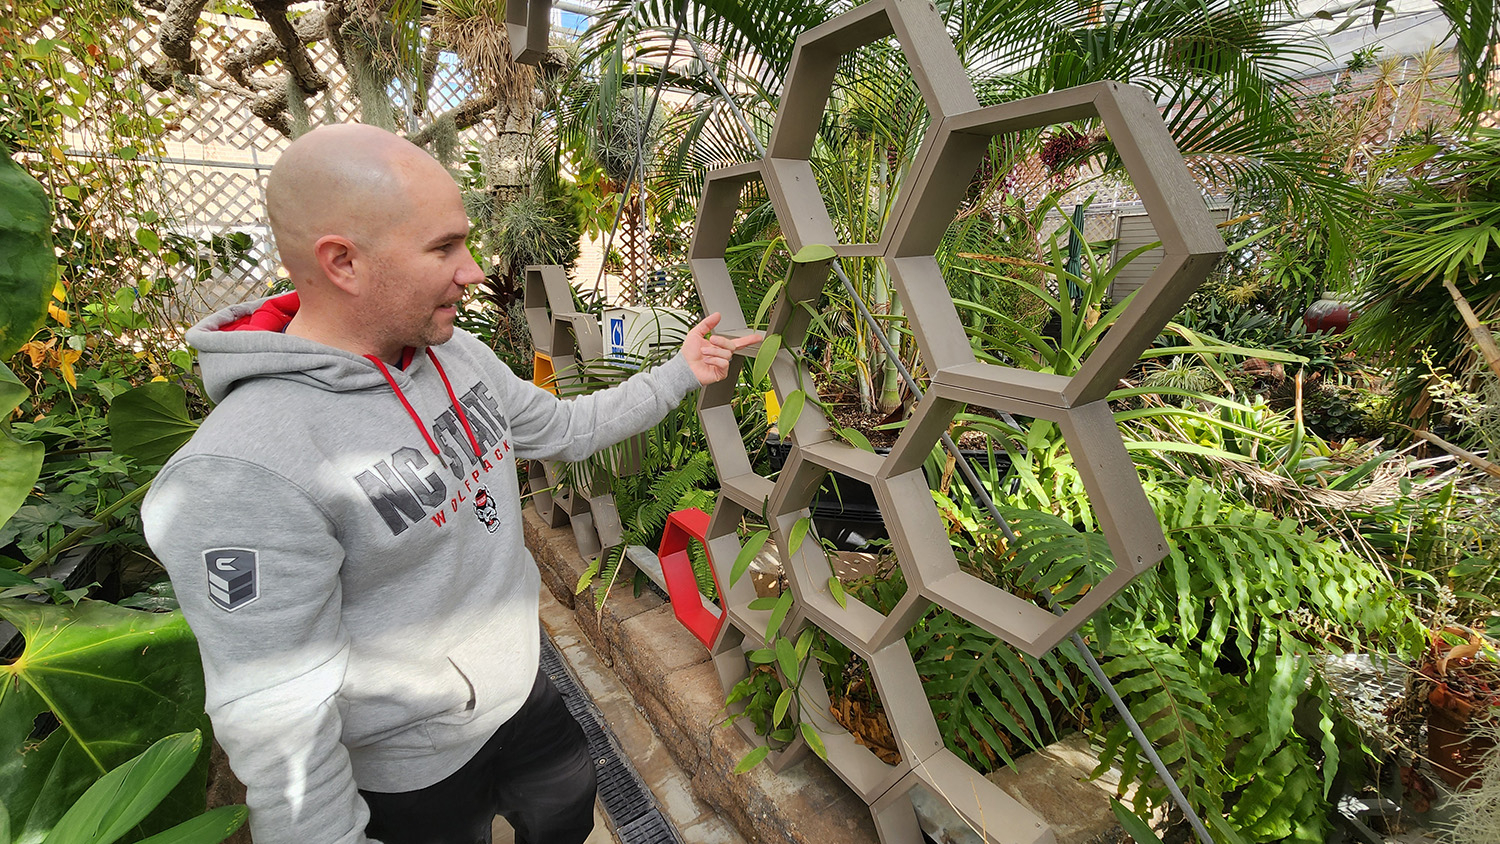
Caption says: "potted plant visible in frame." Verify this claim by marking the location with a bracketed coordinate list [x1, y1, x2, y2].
[1418, 626, 1500, 788]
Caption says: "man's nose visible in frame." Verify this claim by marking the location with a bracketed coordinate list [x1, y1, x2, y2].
[457, 249, 484, 287]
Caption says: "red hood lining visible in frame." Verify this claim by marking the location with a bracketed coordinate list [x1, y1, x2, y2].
[220, 292, 300, 333]
[220, 292, 416, 369]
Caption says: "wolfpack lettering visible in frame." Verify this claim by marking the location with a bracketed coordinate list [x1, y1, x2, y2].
[356, 380, 513, 536]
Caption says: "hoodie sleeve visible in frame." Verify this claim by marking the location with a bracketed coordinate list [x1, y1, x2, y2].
[502, 352, 701, 463]
[142, 455, 376, 844]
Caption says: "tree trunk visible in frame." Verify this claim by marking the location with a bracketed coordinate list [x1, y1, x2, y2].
[1443, 276, 1500, 383]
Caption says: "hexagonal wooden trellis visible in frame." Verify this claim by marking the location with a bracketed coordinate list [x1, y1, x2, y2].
[520, 263, 625, 558]
[685, 1, 1223, 841]
[505, 0, 551, 65]
[887, 80, 1228, 405]
[763, 0, 978, 257]
[878, 390, 1167, 658]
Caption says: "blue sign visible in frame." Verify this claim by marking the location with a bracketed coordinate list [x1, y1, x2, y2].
[609, 316, 626, 355]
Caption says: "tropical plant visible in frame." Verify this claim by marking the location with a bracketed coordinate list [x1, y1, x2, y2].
[19, 730, 246, 844]
[722, 597, 831, 773]
[557, 340, 742, 609]
[1353, 129, 1500, 416]
[0, 598, 218, 843]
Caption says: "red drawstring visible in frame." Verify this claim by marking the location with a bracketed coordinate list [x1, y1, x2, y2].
[362, 349, 484, 463]
[426, 348, 483, 460]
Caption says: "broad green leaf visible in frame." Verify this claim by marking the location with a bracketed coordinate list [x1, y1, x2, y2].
[107, 383, 199, 467]
[778, 390, 805, 433]
[44, 731, 201, 844]
[0, 146, 55, 360]
[0, 365, 44, 532]
[0, 600, 210, 844]
[730, 529, 769, 587]
[732, 745, 768, 774]
[772, 689, 793, 726]
[1110, 798, 1164, 843]
[133, 228, 161, 254]
[799, 722, 827, 761]
[787, 517, 810, 555]
[133, 805, 247, 844]
[750, 334, 780, 387]
[746, 596, 779, 611]
[790, 243, 836, 264]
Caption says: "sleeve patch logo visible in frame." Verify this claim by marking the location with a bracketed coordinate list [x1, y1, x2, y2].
[205, 548, 259, 612]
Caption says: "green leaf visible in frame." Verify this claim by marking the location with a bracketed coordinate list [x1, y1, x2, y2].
[794, 628, 814, 663]
[788, 517, 810, 555]
[731, 529, 769, 587]
[0, 365, 44, 532]
[790, 243, 836, 264]
[750, 334, 780, 387]
[44, 731, 202, 844]
[775, 637, 798, 684]
[746, 596, 779, 612]
[799, 722, 827, 761]
[133, 805, 248, 844]
[0, 146, 55, 360]
[772, 689, 793, 726]
[574, 556, 600, 595]
[838, 428, 874, 452]
[133, 228, 161, 254]
[732, 745, 769, 774]
[107, 382, 199, 467]
[746, 648, 776, 665]
[828, 576, 847, 609]
[778, 390, 805, 433]
[752, 279, 785, 328]
[765, 591, 793, 642]
[0, 600, 210, 843]
[1110, 798, 1164, 844]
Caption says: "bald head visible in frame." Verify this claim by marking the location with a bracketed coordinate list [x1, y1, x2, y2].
[266, 124, 451, 285]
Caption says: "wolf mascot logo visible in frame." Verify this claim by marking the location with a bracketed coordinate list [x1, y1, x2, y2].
[473, 486, 500, 532]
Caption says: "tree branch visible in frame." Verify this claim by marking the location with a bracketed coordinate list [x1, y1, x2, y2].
[1411, 429, 1500, 479]
[408, 88, 500, 146]
[1443, 276, 1500, 384]
[225, 9, 329, 91]
[141, 0, 210, 89]
[250, 0, 329, 95]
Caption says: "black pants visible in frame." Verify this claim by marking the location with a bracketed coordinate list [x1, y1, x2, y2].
[362, 669, 598, 844]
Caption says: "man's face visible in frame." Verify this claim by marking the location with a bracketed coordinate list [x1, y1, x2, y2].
[360, 166, 483, 352]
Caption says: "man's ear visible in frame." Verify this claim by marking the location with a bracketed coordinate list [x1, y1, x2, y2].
[312, 235, 363, 295]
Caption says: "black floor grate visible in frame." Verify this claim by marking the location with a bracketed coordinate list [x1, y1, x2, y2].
[540, 632, 682, 844]
[616, 811, 677, 844]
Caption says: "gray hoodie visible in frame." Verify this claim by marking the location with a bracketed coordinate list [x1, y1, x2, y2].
[142, 294, 700, 844]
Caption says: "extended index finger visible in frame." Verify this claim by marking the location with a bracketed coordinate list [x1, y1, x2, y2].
[719, 332, 763, 350]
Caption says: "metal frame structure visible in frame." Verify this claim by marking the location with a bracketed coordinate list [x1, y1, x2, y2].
[684, 3, 1224, 843]
[506, 0, 552, 64]
[512, 1, 1227, 841]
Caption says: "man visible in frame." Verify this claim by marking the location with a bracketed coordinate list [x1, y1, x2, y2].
[142, 123, 755, 844]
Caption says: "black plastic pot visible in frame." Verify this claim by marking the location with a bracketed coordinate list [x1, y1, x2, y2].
[765, 435, 1011, 552]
